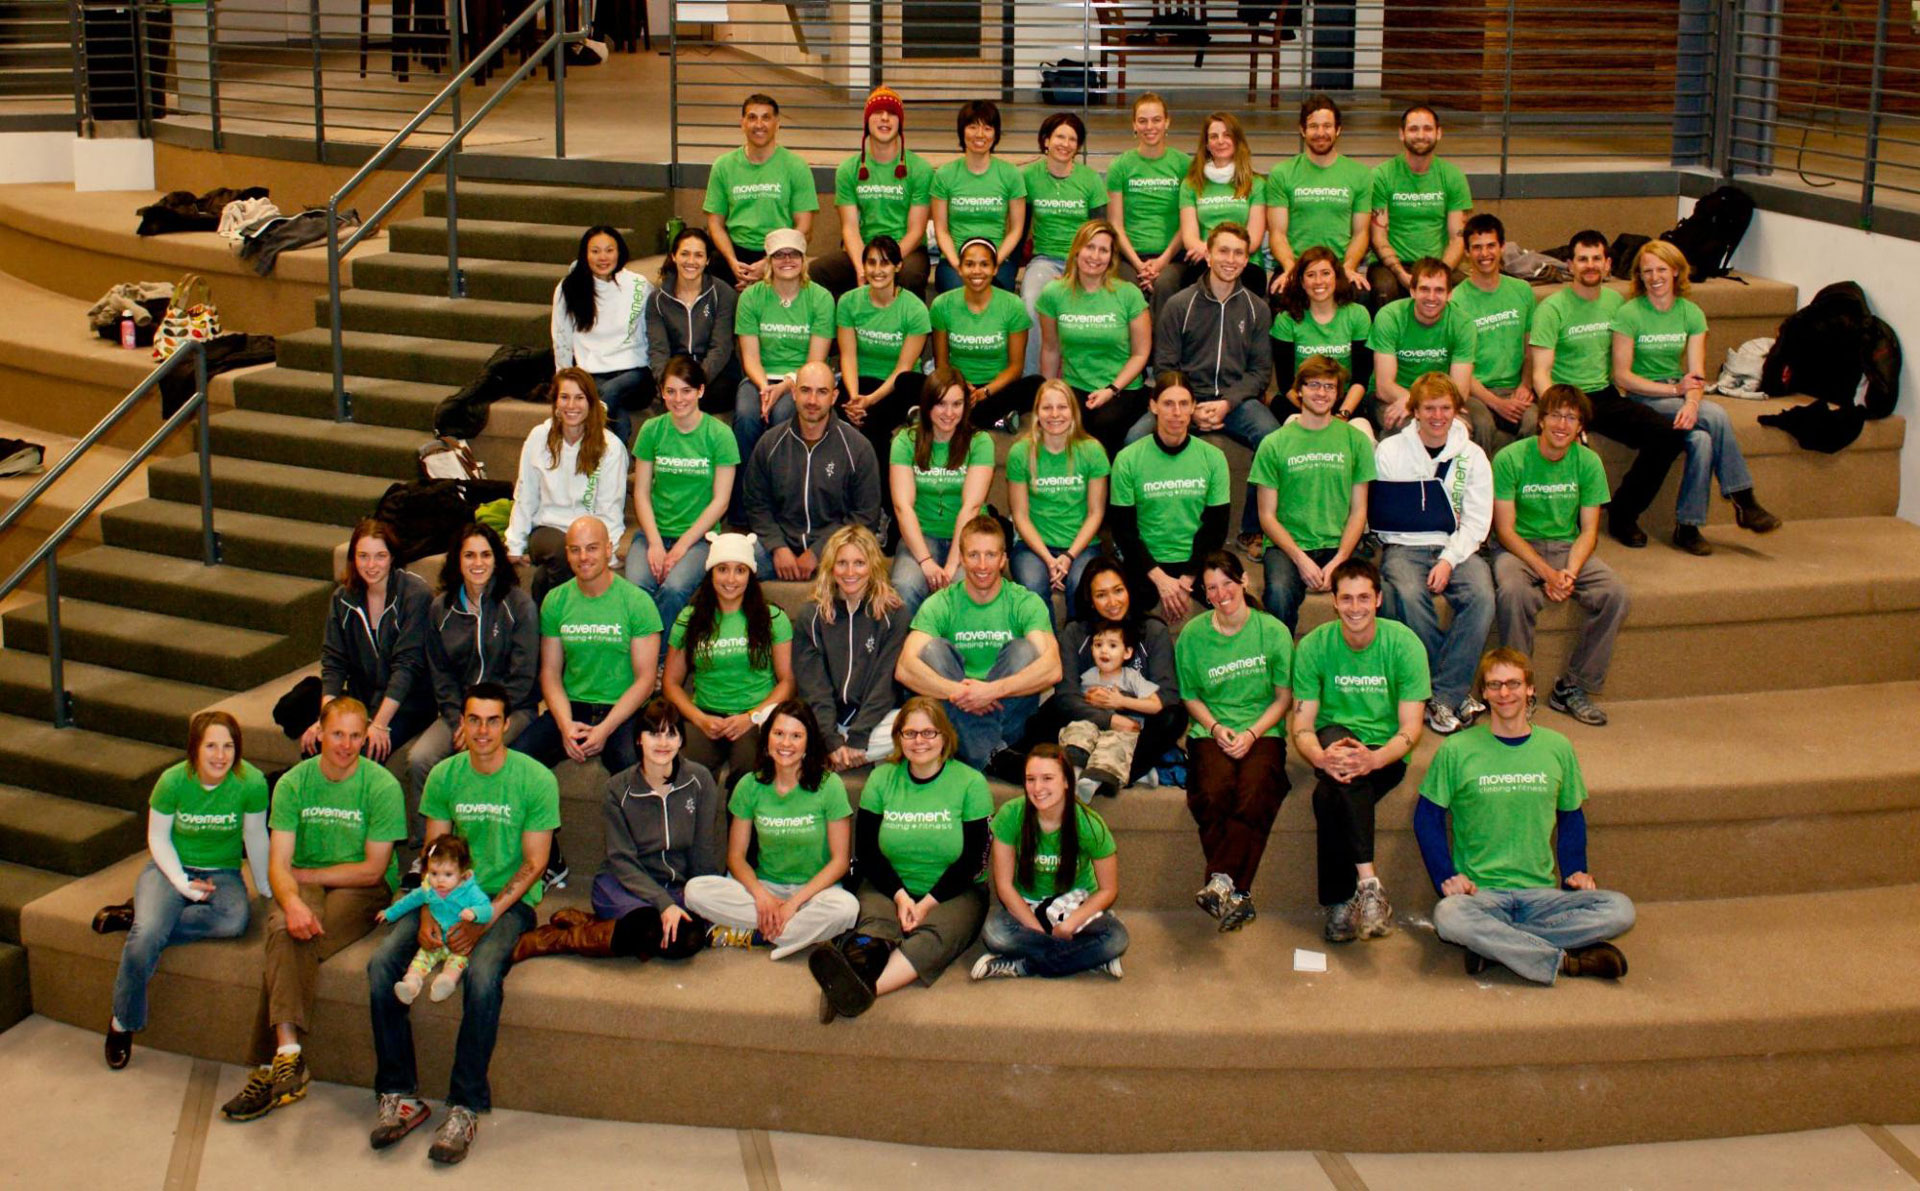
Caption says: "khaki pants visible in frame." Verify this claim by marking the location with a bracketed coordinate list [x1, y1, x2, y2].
[251, 882, 387, 1063]
[1059, 719, 1142, 787]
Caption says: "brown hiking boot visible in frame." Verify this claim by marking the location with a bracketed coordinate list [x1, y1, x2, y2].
[1562, 941, 1629, 979]
[547, 907, 593, 930]
[510, 917, 617, 962]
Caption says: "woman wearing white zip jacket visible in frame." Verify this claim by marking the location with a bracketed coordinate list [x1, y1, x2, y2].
[552, 225, 654, 445]
[505, 368, 629, 605]
[303, 518, 436, 763]
[1371, 373, 1495, 736]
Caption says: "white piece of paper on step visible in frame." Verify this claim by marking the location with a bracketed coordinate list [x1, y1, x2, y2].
[1293, 948, 1327, 973]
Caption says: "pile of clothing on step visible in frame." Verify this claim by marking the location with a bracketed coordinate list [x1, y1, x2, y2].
[133, 187, 361, 276]
[134, 186, 273, 236]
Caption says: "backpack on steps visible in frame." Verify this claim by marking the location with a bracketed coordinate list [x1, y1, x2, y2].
[1661, 186, 1755, 282]
[1762, 280, 1902, 418]
[373, 478, 514, 563]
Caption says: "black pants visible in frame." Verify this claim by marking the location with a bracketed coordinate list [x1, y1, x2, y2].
[1310, 723, 1408, 906]
[1075, 385, 1153, 459]
[844, 372, 925, 463]
[611, 906, 711, 960]
[1117, 555, 1211, 621]
[1584, 386, 1688, 526]
[708, 244, 765, 290]
[813, 248, 932, 301]
[965, 374, 1047, 433]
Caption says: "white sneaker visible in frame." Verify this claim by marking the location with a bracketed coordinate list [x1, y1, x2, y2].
[969, 953, 1028, 981]
[1102, 957, 1124, 979]
[1425, 700, 1463, 735]
[1195, 872, 1235, 921]
[1456, 693, 1487, 723]
[1355, 877, 1395, 939]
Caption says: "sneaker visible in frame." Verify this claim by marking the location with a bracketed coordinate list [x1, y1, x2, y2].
[969, 953, 1028, 981]
[1218, 890, 1257, 933]
[1732, 490, 1781, 534]
[1074, 777, 1101, 804]
[1607, 511, 1648, 548]
[1561, 941, 1629, 979]
[1464, 950, 1491, 976]
[1102, 957, 1124, 979]
[1671, 524, 1713, 556]
[400, 856, 424, 892]
[222, 1051, 308, 1122]
[90, 899, 135, 934]
[543, 839, 569, 890]
[1239, 532, 1264, 562]
[1456, 693, 1487, 724]
[105, 1023, 132, 1070]
[428, 1105, 478, 1165]
[1082, 765, 1123, 789]
[1548, 680, 1609, 727]
[707, 924, 756, 949]
[1194, 871, 1235, 921]
[1324, 897, 1358, 943]
[1425, 700, 1463, 735]
[369, 1093, 431, 1150]
[1355, 877, 1394, 939]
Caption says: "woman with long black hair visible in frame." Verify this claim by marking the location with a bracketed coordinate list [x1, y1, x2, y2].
[552, 225, 654, 443]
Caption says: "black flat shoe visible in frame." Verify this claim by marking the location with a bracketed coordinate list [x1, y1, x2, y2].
[1672, 524, 1713, 556]
[807, 944, 875, 1021]
[1732, 493, 1782, 534]
[105, 1025, 132, 1069]
[91, 901, 134, 935]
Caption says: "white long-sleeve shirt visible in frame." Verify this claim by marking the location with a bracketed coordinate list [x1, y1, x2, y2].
[551, 270, 651, 374]
[1370, 417, 1493, 567]
[505, 420, 629, 556]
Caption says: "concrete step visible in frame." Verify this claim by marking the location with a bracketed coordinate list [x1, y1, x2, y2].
[101, 499, 347, 581]
[209, 408, 425, 481]
[0, 860, 64, 944]
[0, 651, 237, 750]
[231, 366, 455, 433]
[0, 785, 139, 878]
[0, 712, 175, 812]
[324, 289, 550, 350]
[2, 597, 298, 691]
[352, 252, 577, 306]
[47, 546, 332, 636]
[276, 327, 498, 387]
[422, 181, 671, 232]
[147, 452, 392, 527]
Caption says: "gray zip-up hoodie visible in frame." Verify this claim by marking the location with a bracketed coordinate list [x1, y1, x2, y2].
[320, 568, 433, 712]
[600, 756, 726, 911]
[647, 280, 738, 383]
[793, 597, 909, 754]
[743, 415, 884, 557]
[1151, 279, 1273, 409]
[424, 585, 542, 728]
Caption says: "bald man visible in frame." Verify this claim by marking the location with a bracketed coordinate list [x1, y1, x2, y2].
[743, 360, 884, 581]
[510, 515, 665, 778]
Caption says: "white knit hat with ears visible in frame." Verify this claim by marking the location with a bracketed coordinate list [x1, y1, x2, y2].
[704, 531, 759, 571]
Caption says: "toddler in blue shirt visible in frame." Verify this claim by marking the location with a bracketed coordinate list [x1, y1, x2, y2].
[378, 834, 494, 1003]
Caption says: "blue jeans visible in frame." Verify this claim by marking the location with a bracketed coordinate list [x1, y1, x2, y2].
[625, 533, 710, 634]
[1009, 541, 1097, 627]
[112, 863, 251, 1032]
[1633, 395, 1754, 527]
[1379, 545, 1495, 706]
[979, 904, 1129, 977]
[933, 254, 1019, 296]
[890, 534, 952, 619]
[1262, 545, 1340, 634]
[731, 376, 798, 516]
[593, 367, 653, 448]
[919, 635, 1040, 768]
[369, 900, 535, 1110]
[1018, 254, 1067, 374]
[1433, 887, 1637, 985]
[1125, 400, 1281, 536]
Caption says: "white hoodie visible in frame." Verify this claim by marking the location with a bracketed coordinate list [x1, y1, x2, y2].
[551, 270, 651, 374]
[1370, 417, 1492, 567]
[505, 420, 629, 556]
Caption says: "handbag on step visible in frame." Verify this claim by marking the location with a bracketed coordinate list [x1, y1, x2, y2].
[152, 273, 223, 362]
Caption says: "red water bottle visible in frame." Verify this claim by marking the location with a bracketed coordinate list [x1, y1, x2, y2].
[119, 316, 136, 349]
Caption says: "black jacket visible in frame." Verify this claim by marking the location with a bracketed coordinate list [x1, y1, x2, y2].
[599, 757, 726, 911]
[793, 598, 909, 753]
[320, 568, 434, 713]
[424, 585, 541, 727]
[743, 416, 884, 557]
[1048, 615, 1180, 730]
[1152, 279, 1273, 409]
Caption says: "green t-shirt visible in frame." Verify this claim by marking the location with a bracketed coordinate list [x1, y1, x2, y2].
[1023, 160, 1107, 260]
[859, 760, 993, 898]
[1247, 418, 1376, 550]
[1530, 286, 1625, 394]
[1369, 156, 1473, 264]
[1105, 147, 1191, 257]
[832, 147, 934, 243]
[911, 579, 1052, 679]
[1420, 724, 1587, 890]
[1178, 175, 1260, 241]
[268, 756, 405, 889]
[729, 770, 852, 886]
[736, 281, 835, 377]
[1367, 298, 1478, 381]
[837, 287, 930, 381]
[1449, 275, 1537, 392]
[670, 605, 794, 715]
[1291, 618, 1432, 747]
[930, 287, 1030, 387]
[1034, 280, 1149, 393]
[1272, 302, 1373, 378]
[150, 760, 269, 871]
[1492, 438, 1610, 543]
[1109, 434, 1231, 564]
[889, 426, 995, 538]
[932, 156, 1026, 246]
[1005, 436, 1110, 549]
[540, 577, 665, 705]
[701, 146, 819, 253]
[1175, 610, 1294, 738]
[632, 413, 738, 539]
[420, 750, 562, 907]
[989, 799, 1116, 902]
[1266, 153, 1372, 259]
[1611, 295, 1707, 383]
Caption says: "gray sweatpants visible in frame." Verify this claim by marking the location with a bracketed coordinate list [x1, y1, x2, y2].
[1492, 539, 1629, 693]
[682, 875, 860, 960]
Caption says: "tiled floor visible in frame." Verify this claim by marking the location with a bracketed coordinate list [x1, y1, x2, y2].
[2, 1015, 1916, 1189]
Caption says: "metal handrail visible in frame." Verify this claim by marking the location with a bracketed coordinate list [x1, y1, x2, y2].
[324, 0, 575, 420]
[0, 342, 216, 728]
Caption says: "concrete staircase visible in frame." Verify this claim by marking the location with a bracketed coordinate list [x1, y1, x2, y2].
[0, 180, 672, 1029]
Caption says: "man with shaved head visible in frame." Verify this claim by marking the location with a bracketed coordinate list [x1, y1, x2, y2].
[743, 359, 884, 581]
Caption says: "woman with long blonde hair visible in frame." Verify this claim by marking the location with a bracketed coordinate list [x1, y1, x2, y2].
[793, 523, 909, 772]
[1177, 111, 1267, 293]
[1034, 218, 1153, 454]
[1006, 379, 1108, 620]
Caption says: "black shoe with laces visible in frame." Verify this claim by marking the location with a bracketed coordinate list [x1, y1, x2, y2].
[105, 1024, 132, 1069]
[543, 838, 570, 890]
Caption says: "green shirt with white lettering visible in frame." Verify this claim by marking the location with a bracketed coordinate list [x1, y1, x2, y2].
[729, 770, 852, 886]
[1247, 418, 1375, 550]
[1109, 434, 1231, 564]
[1420, 723, 1587, 890]
[837, 286, 930, 381]
[1175, 610, 1293, 738]
[989, 798, 1116, 901]
[1005, 436, 1110, 549]
[670, 605, 793, 716]
[420, 750, 562, 906]
[150, 760, 268, 871]
[1492, 438, 1610, 544]
[1022, 160, 1107, 260]
[1449, 275, 1537, 392]
[833, 148, 934, 243]
[1369, 155, 1472, 264]
[1530, 286, 1625, 394]
[860, 759, 993, 898]
[735, 281, 835, 377]
[1266, 153, 1372, 259]
[1272, 302, 1372, 379]
[1034, 280, 1148, 393]
[268, 756, 405, 889]
[1291, 618, 1431, 747]
[911, 579, 1051, 680]
[540, 577, 664, 705]
[1106, 147, 1191, 258]
[632, 413, 738, 539]
[1611, 295, 1707, 383]
[1178, 175, 1260, 241]
[1367, 298, 1478, 380]
[890, 426, 995, 539]
[932, 156, 1026, 246]
[702, 146, 819, 253]
[930, 287, 1030, 387]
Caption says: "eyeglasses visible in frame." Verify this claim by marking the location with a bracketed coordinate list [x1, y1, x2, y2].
[1299, 381, 1339, 394]
[1481, 679, 1529, 692]
[1542, 409, 1582, 424]
[769, 250, 804, 261]
[900, 728, 941, 742]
